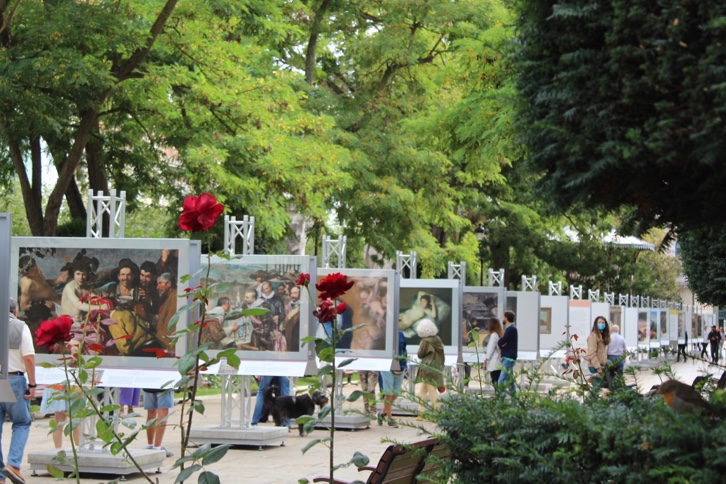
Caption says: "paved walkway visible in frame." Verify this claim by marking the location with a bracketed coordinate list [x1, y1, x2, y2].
[8, 356, 723, 483]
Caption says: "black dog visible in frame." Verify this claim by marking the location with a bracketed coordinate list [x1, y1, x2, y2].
[263, 386, 329, 436]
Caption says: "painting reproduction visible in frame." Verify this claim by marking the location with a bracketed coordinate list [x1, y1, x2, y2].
[462, 289, 502, 349]
[12, 238, 190, 366]
[202, 255, 314, 359]
[539, 308, 552, 335]
[316, 269, 396, 358]
[398, 285, 455, 346]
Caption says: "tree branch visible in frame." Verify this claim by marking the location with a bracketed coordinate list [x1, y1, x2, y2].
[114, 0, 180, 81]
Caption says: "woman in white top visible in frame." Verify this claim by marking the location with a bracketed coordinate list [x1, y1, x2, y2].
[483, 317, 504, 384]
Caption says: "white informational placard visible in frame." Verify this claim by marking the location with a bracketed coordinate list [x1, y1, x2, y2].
[568, 300, 591, 350]
[539, 296, 569, 353]
[511, 291, 540, 355]
[99, 369, 180, 389]
[37, 366, 182, 390]
[330, 357, 394, 373]
[201, 358, 310, 377]
[408, 354, 460, 369]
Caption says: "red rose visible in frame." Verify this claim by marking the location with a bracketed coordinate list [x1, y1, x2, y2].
[315, 272, 354, 300]
[313, 300, 348, 323]
[178, 193, 225, 232]
[313, 299, 338, 323]
[35, 316, 74, 351]
[296, 273, 310, 287]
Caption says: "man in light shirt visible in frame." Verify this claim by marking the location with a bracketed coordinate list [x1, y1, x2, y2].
[607, 324, 627, 376]
[1, 298, 36, 484]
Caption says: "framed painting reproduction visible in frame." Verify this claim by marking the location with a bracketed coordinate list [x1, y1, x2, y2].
[202, 254, 316, 362]
[399, 279, 461, 354]
[316, 268, 397, 360]
[11, 237, 191, 369]
[461, 286, 505, 353]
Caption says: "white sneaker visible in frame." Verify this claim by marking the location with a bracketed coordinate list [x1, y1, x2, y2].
[146, 444, 154, 449]
[155, 446, 174, 458]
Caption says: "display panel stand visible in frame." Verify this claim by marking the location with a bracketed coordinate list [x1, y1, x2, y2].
[189, 367, 288, 448]
[28, 370, 172, 477]
[315, 370, 371, 431]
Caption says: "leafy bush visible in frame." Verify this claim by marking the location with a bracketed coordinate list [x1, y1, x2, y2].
[434, 386, 726, 483]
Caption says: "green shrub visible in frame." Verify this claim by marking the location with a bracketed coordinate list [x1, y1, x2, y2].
[434, 386, 726, 483]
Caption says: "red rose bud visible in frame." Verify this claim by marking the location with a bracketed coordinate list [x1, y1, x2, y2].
[315, 272, 354, 300]
[336, 302, 347, 314]
[178, 193, 225, 232]
[296, 273, 311, 287]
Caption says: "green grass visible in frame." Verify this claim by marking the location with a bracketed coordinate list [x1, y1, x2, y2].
[171, 375, 329, 399]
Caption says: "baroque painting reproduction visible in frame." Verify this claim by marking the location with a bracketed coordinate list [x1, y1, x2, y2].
[203, 254, 315, 361]
[11, 237, 190, 368]
[316, 269, 396, 359]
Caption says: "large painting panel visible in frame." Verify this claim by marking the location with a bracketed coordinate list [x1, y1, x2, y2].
[399, 279, 460, 354]
[11, 237, 191, 369]
[316, 269, 397, 359]
[203, 254, 315, 361]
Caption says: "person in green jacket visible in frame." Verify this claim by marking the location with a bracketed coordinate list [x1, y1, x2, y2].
[415, 318, 445, 419]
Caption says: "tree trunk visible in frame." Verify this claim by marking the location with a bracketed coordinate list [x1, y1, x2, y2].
[304, 0, 332, 85]
[43, 106, 105, 236]
[86, 124, 111, 234]
[6, 133, 44, 235]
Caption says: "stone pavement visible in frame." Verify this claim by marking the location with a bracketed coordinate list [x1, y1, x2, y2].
[8, 355, 723, 484]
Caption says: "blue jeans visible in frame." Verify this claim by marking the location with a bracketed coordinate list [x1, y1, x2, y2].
[0, 377, 32, 468]
[607, 355, 624, 374]
[497, 359, 517, 394]
[252, 376, 291, 425]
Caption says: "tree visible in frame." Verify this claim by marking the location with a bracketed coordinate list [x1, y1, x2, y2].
[514, 0, 726, 234]
[679, 226, 726, 306]
[0, 0, 181, 235]
[292, 0, 518, 275]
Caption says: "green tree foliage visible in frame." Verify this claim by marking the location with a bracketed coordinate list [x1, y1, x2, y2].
[0, 0, 182, 235]
[679, 226, 726, 306]
[0, 0, 346, 241]
[515, 0, 726, 233]
[294, 0, 517, 276]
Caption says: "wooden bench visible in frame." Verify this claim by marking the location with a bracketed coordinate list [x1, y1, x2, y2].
[312, 437, 450, 484]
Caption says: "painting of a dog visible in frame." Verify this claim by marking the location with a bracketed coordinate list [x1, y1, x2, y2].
[263, 386, 329, 436]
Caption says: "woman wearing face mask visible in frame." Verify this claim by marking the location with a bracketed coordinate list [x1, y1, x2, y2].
[586, 316, 611, 388]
